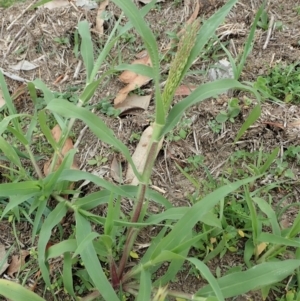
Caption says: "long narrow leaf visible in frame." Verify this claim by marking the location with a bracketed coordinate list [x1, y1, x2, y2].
[162, 80, 258, 137]
[0, 279, 45, 301]
[75, 211, 119, 301]
[151, 176, 258, 258]
[197, 260, 300, 298]
[46, 99, 141, 180]
[38, 202, 68, 289]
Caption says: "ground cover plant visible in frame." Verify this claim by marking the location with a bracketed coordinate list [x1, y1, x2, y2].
[1, 0, 300, 300]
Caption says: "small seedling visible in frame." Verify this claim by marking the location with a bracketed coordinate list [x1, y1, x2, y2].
[208, 119, 222, 133]
[53, 37, 69, 45]
[129, 132, 141, 143]
[257, 9, 269, 30]
[256, 63, 300, 103]
[96, 99, 121, 117]
[216, 98, 241, 123]
[87, 155, 108, 166]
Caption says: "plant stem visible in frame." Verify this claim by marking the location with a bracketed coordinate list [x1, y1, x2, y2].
[25, 145, 43, 179]
[117, 126, 163, 281]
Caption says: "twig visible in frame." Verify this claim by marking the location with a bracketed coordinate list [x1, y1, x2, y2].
[74, 124, 88, 148]
[73, 60, 82, 78]
[7, 0, 36, 30]
[3, 14, 37, 64]
[263, 14, 275, 50]
[0, 67, 28, 82]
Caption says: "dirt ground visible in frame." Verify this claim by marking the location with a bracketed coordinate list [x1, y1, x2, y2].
[1, 0, 300, 300]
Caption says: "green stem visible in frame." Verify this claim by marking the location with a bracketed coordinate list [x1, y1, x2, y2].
[25, 145, 43, 179]
[118, 124, 163, 281]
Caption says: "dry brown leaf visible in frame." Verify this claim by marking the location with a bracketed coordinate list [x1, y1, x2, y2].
[114, 55, 152, 105]
[7, 250, 30, 277]
[115, 94, 151, 114]
[0, 245, 9, 275]
[110, 156, 123, 183]
[0, 89, 5, 110]
[174, 84, 197, 96]
[95, 0, 109, 34]
[43, 125, 78, 176]
[126, 125, 163, 185]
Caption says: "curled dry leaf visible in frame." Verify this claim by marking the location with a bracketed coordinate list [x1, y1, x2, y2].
[110, 155, 123, 183]
[174, 84, 197, 96]
[7, 250, 30, 277]
[0, 245, 9, 275]
[115, 94, 151, 115]
[43, 125, 79, 176]
[114, 54, 152, 105]
[126, 125, 163, 185]
[10, 60, 38, 71]
[96, 0, 109, 34]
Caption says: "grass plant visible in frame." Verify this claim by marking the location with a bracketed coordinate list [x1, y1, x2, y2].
[1, 0, 300, 301]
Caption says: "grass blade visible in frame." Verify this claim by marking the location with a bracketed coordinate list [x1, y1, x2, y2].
[46, 99, 141, 180]
[235, 104, 261, 142]
[0, 279, 45, 301]
[162, 80, 258, 137]
[188, 258, 224, 301]
[38, 202, 68, 290]
[197, 260, 300, 298]
[151, 176, 259, 258]
[78, 21, 94, 82]
[137, 269, 152, 301]
[75, 211, 119, 301]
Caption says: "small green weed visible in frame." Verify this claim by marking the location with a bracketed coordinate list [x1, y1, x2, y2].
[96, 99, 121, 117]
[208, 119, 222, 133]
[216, 98, 241, 123]
[166, 117, 192, 141]
[255, 63, 300, 103]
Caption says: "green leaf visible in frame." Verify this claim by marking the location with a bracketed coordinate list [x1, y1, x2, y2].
[58, 170, 132, 199]
[46, 239, 77, 259]
[235, 104, 261, 142]
[1, 194, 35, 219]
[46, 99, 141, 180]
[75, 211, 119, 301]
[259, 147, 279, 174]
[137, 269, 152, 301]
[111, 0, 159, 81]
[78, 21, 94, 81]
[72, 232, 100, 259]
[197, 260, 300, 298]
[0, 182, 41, 197]
[63, 252, 76, 298]
[257, 233, 300, 248]
[162, 80, 257, 137]
[0, 136, 23, 169]
[188, 258, 224, 301]
[38, 202, 68, 289]
[114, 64, 154, 78]
[184, 0, 238, 73]
[252, 197, 281, 236]
[151, 176, 259, 258]
[79, 79, 101, 103]
[0, 279, 45, 301]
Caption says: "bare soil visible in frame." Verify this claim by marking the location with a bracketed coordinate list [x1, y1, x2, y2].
[1, 0, 300, 300]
